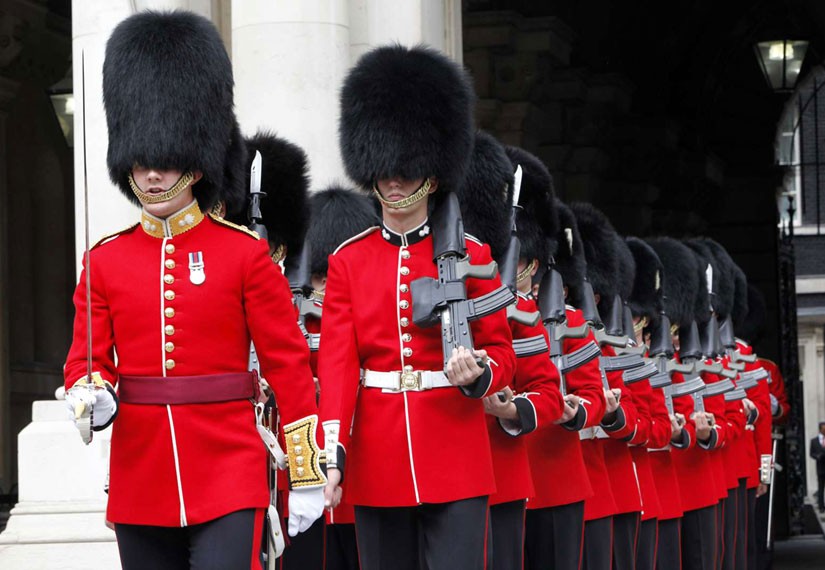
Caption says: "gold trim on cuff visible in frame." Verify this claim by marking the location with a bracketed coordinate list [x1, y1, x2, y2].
[283, 414, 326, 489]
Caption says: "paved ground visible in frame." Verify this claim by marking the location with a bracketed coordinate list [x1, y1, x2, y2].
[773, 535, 825, 569]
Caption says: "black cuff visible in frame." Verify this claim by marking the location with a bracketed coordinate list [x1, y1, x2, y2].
[459, 364, 493, 399]
[92, 385, 119, 432]
[671, 428, 691, 449]
[601, 406, 626, 433]
[498, 396, 538, 437]
[562, 404, 587, 431]
[698, 428, 719, 450]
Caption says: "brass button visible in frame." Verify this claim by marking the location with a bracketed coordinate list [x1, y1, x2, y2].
[399, 300, 409, 310]
[401, 250, 411, 260]
[400, 317, 409, 327]
[165, 325, 175, 336]
[165, 244, 175, 255]
[164, 274, 175, 284]
[403, 347, 413, 357]
[400, 284, 409, 293]
[292, 434, 301, 444]
[295, 456, 304, 466]
[165, 259, 176, 269]
[165, 290, 175, 300]
[296, 467, 305, 477]
[165, 359, 175, 370]
[402, 333, 412, 342]
[295, 445, 303, 455]
[165, 342, 175, 353]
[400, 266, 410, 276]
[404, 364, 413, 372]
[164, 307, 175, 318]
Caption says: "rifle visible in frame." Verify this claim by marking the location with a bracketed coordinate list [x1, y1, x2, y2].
[646, 311, 695, 414]
[247, 150, 268, 241]
[411, 192, 514, 370]
[284, 240, 322, 351]
[537, 268, 599, 395]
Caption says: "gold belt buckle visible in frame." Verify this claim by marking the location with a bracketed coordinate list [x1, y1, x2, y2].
[399, 370, 422, 391]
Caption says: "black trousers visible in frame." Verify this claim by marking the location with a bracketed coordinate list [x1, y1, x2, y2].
[637, 518, 658, 570]
[354, 496, 488, 570]
[612, 511, 639, 570]
[746, 488, 757, 570]
[717, 498, 726, 570]
[488, 499, 525, 570]
[722, 487, 738, 570]
[582, 516, 613, 570]
[735, 480, 747, 570]
[115, 508, 263, 570]
[753, 492, 772, 570]
[818, 471, 825, 510]
[524, 500, 584, 570]
[656, 518, 681, 570]
[681, 505, 716, 570]
[280, 515, 325, 570]
[326, 523, 360, 570]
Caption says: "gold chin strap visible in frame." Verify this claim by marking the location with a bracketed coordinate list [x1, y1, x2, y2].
[129, 171, 194, 204]
[670, 323, 679, 336]
[311, 289, 325, 301]
[633, 316, 649, 335]
[373, 178, 431, 209]
[516, 260, 537, 285]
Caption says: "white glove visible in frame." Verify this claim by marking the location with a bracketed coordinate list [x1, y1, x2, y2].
[65, 384, 117, 428]
[287, 486, 325, 537]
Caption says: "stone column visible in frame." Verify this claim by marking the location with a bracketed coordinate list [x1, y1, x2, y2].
[232, 1, 350, 189]
[348, 0, 463, 63]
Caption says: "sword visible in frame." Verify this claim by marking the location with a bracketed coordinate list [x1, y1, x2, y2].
[766, 430, 784, 550]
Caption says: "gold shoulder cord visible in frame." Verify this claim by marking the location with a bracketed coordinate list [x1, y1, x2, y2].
[283, 415, 326, 488]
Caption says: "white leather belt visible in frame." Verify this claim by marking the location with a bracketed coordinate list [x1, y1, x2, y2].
[579, 426, 610, 440]
[362, 369, 452, 392]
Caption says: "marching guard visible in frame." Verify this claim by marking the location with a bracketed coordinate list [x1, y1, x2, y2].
[63, 11, 326, 570]
[318, 45, 515, 569]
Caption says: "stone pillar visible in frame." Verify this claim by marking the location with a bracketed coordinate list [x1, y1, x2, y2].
[71, 0, 139, 276]
[348, 0, 463, 63]
[0, 76, 18, 498]
[0, 402, 118, 569]
[232, 1, 350, 188]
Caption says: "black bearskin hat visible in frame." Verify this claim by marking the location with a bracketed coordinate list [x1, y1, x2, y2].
[685, 243, 711, 324]
[569, 203, 620, 302]
[103, 11, 245, 213]
[339, 44, 475, 199]
[225, 131, 310, 258]
[550, 200, 587, 307]
[306, 186, 381, 276]
[626, 237, 663, 319]
[738, 283, 767, 345]
[699, 239, 735, 319]
[455, 132, 514, 260]
[614, 235, 636, 302]
[647, 237, 700, 327]
[503, 146, 558, 266]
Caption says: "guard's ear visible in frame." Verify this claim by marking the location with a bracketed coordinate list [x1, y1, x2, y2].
[192, 170, 204, 184]
[427, 177, 438, 194]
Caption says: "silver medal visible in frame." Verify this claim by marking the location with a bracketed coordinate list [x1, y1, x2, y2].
[189, 251, 205, 285]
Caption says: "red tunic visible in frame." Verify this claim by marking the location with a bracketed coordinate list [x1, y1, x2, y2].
[762, 358, 789, 425]
[318, 226, 515, 507]
[669, 364, 720, 512]
[626, 378, 665, 521]
[737, 341, 772, 489]
[700, 368, 730, 501]
[64, 210, 318, 527]
[646, 376, 684, 521]
[489, 294, 565, 506]
[524, 308, 604, 510]
[583, 345, 642, 520]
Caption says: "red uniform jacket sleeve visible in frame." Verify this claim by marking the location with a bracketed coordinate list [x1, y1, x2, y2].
[763, 358, 790, 424]
[599, 344, 639, 440]
[698, 370, 728, 450]
[645, 381, 674, 449]
[65, 254, 118, 388]
[501, 294, 566, 434]
[670, 370, 697, 450]
[561, 308, 606, 429]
